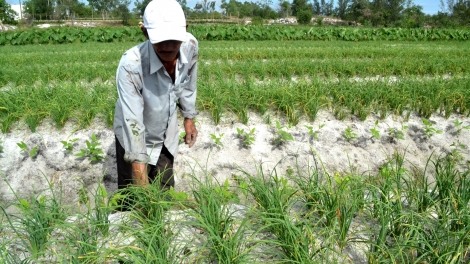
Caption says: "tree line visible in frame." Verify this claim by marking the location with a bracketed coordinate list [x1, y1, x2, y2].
[1, 0, 469, 28]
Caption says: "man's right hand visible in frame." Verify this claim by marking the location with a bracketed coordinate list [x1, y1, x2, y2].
[131, 162, 148, 186]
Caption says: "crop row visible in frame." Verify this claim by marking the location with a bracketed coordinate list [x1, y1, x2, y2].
[1, 152, 469, 263]
[1, 76, 468, 133]
[1, 41, 469, 87]
[1, 26, 470, 45]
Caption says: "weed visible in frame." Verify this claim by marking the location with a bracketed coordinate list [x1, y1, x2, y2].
[210, 133, 224, 147]
[342, 126, 357, 142]
[236, 127, 256, 148]
[422, 118, 443, 139]
[0, 139, 3, 153]
[17, 141, 38, 158]
[75, 133, 104, 162]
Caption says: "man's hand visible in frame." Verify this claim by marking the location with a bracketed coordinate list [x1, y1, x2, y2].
[131, 162, 149, 186]
[184, 118, 198, 148]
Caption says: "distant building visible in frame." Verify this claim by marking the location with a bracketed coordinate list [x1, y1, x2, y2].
[10, 4, 23, 20]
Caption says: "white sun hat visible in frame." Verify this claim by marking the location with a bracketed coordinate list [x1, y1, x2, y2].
[143, 0, 186, 44]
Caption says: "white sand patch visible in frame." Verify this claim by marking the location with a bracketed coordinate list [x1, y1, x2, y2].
[1, 110, 468, 206]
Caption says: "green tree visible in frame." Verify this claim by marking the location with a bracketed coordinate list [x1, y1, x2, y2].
[401, 4, 425, 27]
[23, 0, 54, 20]
[278, 0, 290, 17]
[296, 8, 312, 24]
[291, 0, 311, 16]
[345, 0, 374, 24]
[224, 0, 239, 17]
[0, 0, 17, 24]
[335, 0, 351, 19]
[453, 0, 470, 25]
[133, 0, 150, 16]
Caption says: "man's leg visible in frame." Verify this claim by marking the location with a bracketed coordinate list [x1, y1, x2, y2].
[148, 144, 175, 191]
[116, 136, 133, 189]
[115, 136, 136, 211]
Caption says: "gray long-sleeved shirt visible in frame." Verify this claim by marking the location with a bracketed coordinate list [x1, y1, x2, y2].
[113, 33, 198, 165]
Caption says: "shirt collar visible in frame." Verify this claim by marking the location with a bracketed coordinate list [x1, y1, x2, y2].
[148, 41, 188, 74]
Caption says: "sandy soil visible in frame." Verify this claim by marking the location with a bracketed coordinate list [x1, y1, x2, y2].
[1, 110, 469, 206]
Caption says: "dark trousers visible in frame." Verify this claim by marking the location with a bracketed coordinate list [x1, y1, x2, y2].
[115, 136, 175, 190]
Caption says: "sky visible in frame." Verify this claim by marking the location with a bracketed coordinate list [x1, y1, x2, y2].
[7, 0, 442, 15]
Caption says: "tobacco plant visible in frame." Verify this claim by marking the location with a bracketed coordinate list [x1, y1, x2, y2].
[210, 133, 224, 148]
[273, 121, 294, 145]
[17, 141, 38, 158]
[305, 124, 325, 141]
[61, 138, 78, 153]
[342, 126, 357, 142]
[75, 133, 104, 162]
[236, 127, 256, 148]
[422, 118, 443, 139]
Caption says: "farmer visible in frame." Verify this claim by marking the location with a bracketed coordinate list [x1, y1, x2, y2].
[113, 0, 198, 191]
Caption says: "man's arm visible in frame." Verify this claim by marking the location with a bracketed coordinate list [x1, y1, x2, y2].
[115, 50, 149, 181]
[180, 35, 199, 147]
[184, 118, 197, 148]
[132, 162, 148, 186]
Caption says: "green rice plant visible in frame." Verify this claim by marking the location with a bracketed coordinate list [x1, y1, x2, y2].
[342, 126, 358, 142]
[53, 183, 117, 263]
[17, 141, 39, 158]
[118, 181, 180, 263]
[24, 112, 43, 133]
[432, 155, 470, 232]
[211, 103, 223, 126]
[240, 167, 317, 262]
[272, 121, 294, 146]
[332, 174, 365, 250]
[75, 133, 104, 162]
[236, 127, 256, 148]
[185, 176, 252, 263]
[50, 105, 72, 130]
[422, 118, 443, 139]
[210, 133, 224, 148]
[0, 243, 29, 264]
[57, 219, 104, 263]
[0, 139, 3, 153]
[1, 116, 18, 134]
[0, 176, 67, 260]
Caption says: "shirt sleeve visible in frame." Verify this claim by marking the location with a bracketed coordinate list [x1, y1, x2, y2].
[115, 54, 148, 163]
[179, 38, 199, 119]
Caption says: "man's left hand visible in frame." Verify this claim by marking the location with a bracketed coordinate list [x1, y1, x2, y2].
[184, 118, 198, 148]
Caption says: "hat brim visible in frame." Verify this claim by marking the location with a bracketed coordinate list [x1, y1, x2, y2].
[147, 26, 186, 44]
